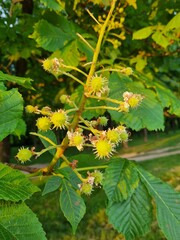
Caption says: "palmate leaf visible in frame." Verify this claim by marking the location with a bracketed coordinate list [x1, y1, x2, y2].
[108, 73, 164, 130]
[0, 89, 24, 141]
[59, 179, 86, 233]
[107, 181, 153, 240]
[137, 167, 180, 240]
[103, 158, 139, 202]
[0, 71, 33, 89]
[0, 202, 46, 240]
[30, 19, 75, 52]
[0, 163, 40, 202]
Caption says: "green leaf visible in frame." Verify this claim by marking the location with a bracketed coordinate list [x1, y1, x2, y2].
[0, 202, 46, 240]
[137, 167, 180, 240]
[60, 179, 86, 233]
[153, 81, 180, 117]
[30, 20, 75, 52]
[0, 89, 24, 141]
[165, 13, 180, 31]
[42, 176, 62, 196]
[152, 31, 169, 48]
[57, 166, 81, 190]
[133, 26, 153, 40]
[12, 119, 26, 138]
[50, 40, 80, 72]
[103, 158, 139, 202]
[40, 0, 65, 13]
[108, 73, 164, 131]
[0, 71, 33, 89]
[107, 181, 153, 240]
[0, 163, 40, 202]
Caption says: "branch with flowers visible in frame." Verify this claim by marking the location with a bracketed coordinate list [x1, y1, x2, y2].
[11, 1, 180, 239]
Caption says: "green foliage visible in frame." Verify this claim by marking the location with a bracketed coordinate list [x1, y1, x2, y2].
[40, 0, 65, 13]
[60, 179, 86, 234]
[30, 19, 75, 51]
[107, 181, 153, 240]
[0, 89, 24, 141]
[137, 167, 180, 240]
[42, 176, 62, 196]
[0, 163, 40, 202]
[0, 0, 180, 239]
[108, 73, 164, 130]
[0, 202, 46, 240]
[0, 71, 33, 89]
[103, 159, 139, 202]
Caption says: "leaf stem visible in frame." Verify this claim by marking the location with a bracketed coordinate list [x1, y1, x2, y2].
[60, 71, 85, 86]
[61, 64, 88, 77]
[30, 132, 57, 146]
[76, 33, 95, 52]
[76, 165, 108, 172]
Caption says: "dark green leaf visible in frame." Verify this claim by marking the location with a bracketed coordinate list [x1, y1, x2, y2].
[137, 166, 180, 240]
[57, 166, 81, 190]
[42, 176, 62, 196]
[60, 179, 86, 233]
[0, 163, 40, 202]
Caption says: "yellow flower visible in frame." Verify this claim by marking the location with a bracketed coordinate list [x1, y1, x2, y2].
[107, 128, 120, 144]
[93, 139, 114, 159]
[67, 129, 84, 151]
[87, 75, 109, 97]
[51, 110, 68, 129]
[36, 117, 51, 131]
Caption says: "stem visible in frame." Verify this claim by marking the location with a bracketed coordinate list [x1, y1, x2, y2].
[77, 165, 108, 172]
[61, 64, 88, 77]
[41, 147, 64, 174]
[61, 155, 85, 182]
[60, 71, 85, 86]
[76, 33, 95, 52]
[87, 95, 122, 105]
[85, 0, 117, 87]
[86, 8, 101, 25]
[30, 132, 57, 147]
[35, 145, 57, 157]
[85, 106, 119, 111]
[7, 163, 41, 174]
[95, 68, 123, 74]
[38, 0, 117, 174]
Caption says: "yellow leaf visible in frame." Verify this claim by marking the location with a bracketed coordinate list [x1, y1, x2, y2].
[126, 0, 137, 9]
